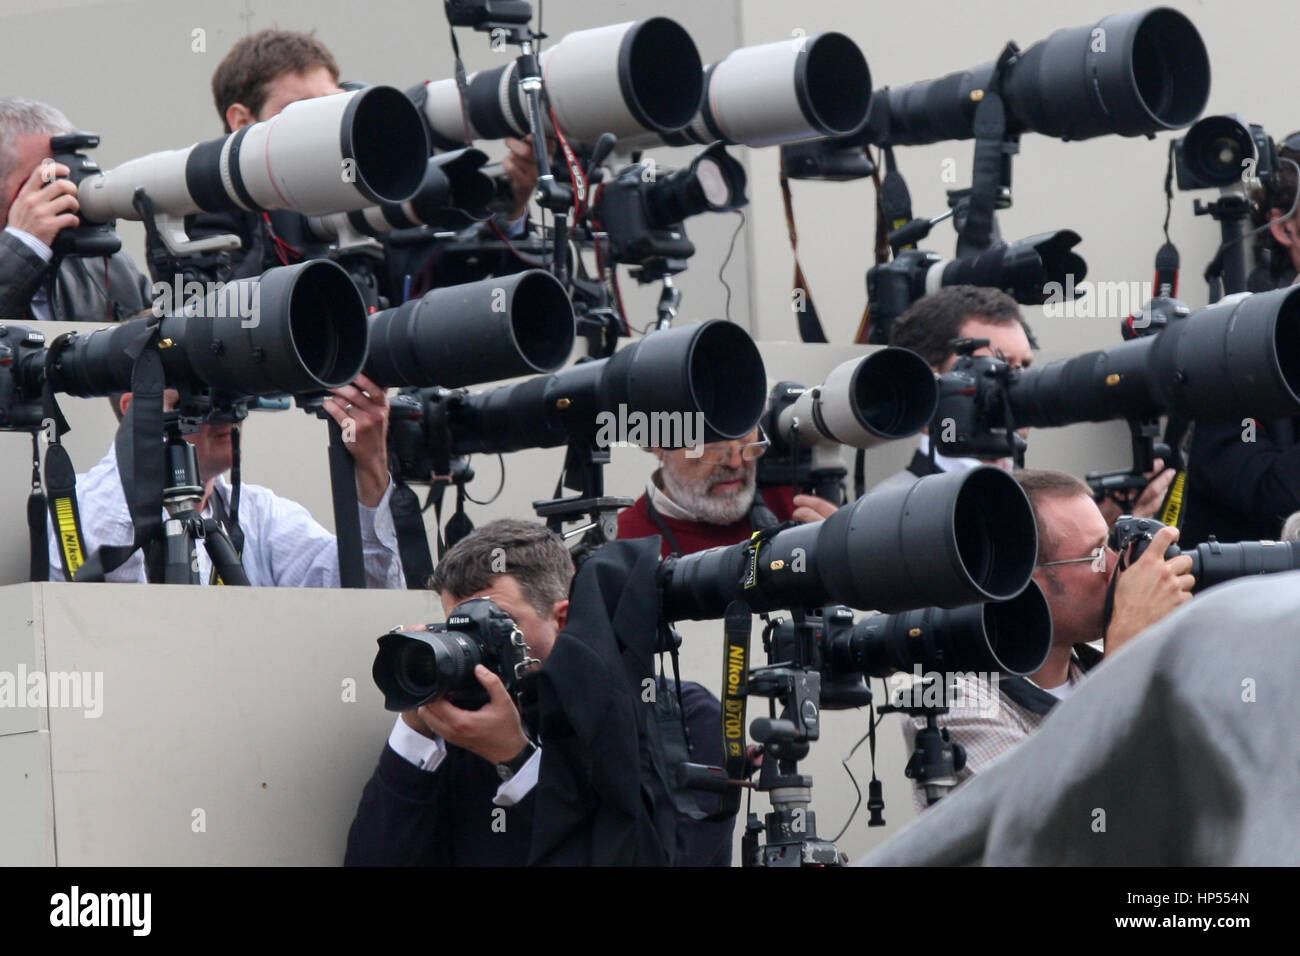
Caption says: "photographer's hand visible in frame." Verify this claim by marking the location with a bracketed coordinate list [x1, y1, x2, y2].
[7, 161, 78, 248]
[417, 665, 530, 766]
[325, 373, 390, 507]
[502, 135, 539, 222]
[792, 494, 838, 523]
[1105, 525, 1195, 655]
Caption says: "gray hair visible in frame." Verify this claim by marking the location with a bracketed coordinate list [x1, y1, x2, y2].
[1281, 511, 1300, 542]
[0, 97, 73, 200]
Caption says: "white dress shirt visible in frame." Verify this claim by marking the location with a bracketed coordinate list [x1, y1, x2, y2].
[46, 442, 403, 588]
[387, 714, 541, 806]
[5, 226, 54, 321]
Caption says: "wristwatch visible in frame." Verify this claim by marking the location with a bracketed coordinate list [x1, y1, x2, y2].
[496, 740, 537, 781]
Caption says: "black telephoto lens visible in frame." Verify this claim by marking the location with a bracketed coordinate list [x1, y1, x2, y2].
[828, 579, 1052, 678]
[47, 259, 368, 398]
[364, 270, 576, 388]
[660, 466, 1038, 620]
[873, 7, 1210, 146]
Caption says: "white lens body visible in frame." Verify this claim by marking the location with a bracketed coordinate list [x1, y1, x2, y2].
[77, 145, 198, 222]
[233, 90, 381, 215]
[79, 90, 402, 222]
[692, 41, 820, 148]
[778, 356, 887, 449]
[541, 22, 644, 145]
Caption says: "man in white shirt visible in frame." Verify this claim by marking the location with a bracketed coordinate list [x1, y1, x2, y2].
[48, 376, 402, 588]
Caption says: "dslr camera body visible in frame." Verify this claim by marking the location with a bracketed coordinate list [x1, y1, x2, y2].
[372, 596, 538, 711]
[49, 132, 121, 259]
[0, 323, 51, 431]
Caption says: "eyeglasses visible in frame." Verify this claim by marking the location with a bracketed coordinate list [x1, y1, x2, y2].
[686, 426, 770, 465]
[1038, 545, 1110, 574]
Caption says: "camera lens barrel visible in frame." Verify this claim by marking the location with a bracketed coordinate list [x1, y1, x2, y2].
[364, 270, 576, 388]
[1186, 540, 1300, 591]
[48, 260, 368, 398]
[828, 579, 1053, 678]
[373, 629, 484, 711]
[877, 7, 1210, 146]
[307, 149, 496, 239]
[937, 231, 1087, 304]
[447, 319, 768, 455]
[1009, 286, 1300, 427]
[78, 87, 428, 223]
[660, 466, 1038, 621]
[416, 18, 705, 150]
[775, 348, 939, 451]
[665, 32, 872, 148]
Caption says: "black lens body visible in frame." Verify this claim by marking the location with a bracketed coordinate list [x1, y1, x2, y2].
[0, 324, 55, 431]
[49, 132, 122, 258]
[372, 597, 532, 711]
[1111, 515, 1300, 591]
[364, 270, 575, 388]
[424, 319, 767, 457]
[659, 466, 1037, 620]
[866, 7, 1209, 147]
[935, 287, 1300, 457]
[46, 260, 368, 402]
[865, 233, 1085, 345]
[1174, 115, 1277, 191]
[823, 579, 1052, 679]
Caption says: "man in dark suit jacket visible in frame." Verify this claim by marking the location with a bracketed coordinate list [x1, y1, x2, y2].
[345, 519, 736, 866]
[0, 97, 150, 322]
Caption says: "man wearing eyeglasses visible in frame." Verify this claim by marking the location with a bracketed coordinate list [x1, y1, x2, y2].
[900, 469, 1193, 810]
[616, 426, 838, 558]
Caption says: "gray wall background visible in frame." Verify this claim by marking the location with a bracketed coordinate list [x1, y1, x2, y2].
[0, 0, 1285, 864]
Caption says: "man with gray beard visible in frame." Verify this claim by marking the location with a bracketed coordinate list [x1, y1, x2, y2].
[617, 427, 837, 557]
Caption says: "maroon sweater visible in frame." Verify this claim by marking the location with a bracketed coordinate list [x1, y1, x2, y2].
[617, 486, 798, 557]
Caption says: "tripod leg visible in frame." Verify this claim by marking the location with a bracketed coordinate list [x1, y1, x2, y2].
[163, 518, 200, 585]
[202, 521, 250, 586]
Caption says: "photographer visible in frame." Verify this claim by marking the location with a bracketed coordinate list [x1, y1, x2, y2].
[1181, 137, 1300, 545]
[0, 97, 151, 321]
[46, 375, 402, 588]
[345, 519, 734, 866]
[176, 29, 537, 293]
[617, 428, 838, 558]
[880, 285, 1173, 523]
[900, 469, 1193, 808]
[878, 286, 1037, 491]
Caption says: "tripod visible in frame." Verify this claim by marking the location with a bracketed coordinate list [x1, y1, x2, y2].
[159, 412, 248, 585]
[740, 611, 845, 867]
[879, 677, 967, 807]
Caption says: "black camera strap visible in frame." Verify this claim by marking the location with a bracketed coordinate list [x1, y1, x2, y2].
[74, 325, 167, 583]
[710, 599, 752, 820]
[33, 346, 81, 581]
[961, 44, 1018, 256]
[389, 476, 436, 589]
[325, 416, 367, 588]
